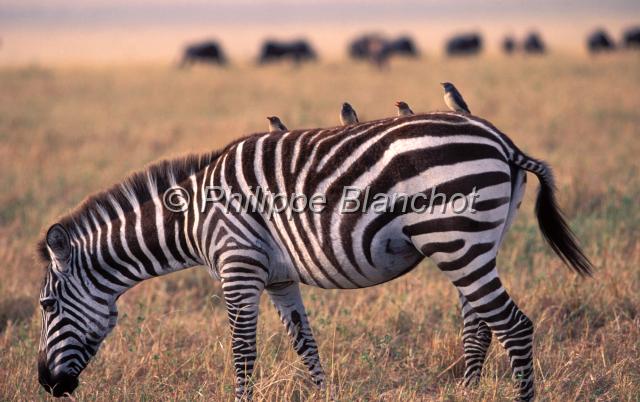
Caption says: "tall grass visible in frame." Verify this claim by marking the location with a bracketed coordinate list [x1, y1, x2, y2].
[1, 54, 639, 400]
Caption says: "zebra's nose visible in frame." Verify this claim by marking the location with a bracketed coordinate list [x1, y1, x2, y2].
[38, 351, 79, 397]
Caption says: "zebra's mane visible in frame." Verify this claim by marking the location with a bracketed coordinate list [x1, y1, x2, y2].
[37, 150, 222, 263]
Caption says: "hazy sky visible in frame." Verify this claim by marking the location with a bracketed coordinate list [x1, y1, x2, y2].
[2, 0, 639, 27]
[1, 0, 639, 64]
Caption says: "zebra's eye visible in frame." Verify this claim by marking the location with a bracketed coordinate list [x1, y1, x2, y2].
[40, 298, 56, 313]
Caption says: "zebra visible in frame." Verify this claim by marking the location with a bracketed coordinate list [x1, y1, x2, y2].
[37, 112, 592, 401]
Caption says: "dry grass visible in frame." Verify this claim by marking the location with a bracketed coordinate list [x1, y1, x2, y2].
[1, 54, 639, 401]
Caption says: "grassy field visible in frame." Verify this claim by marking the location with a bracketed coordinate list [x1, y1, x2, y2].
[1, 54, 639, 401]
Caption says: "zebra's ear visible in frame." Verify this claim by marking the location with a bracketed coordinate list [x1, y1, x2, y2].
[46, 224, 71, 261]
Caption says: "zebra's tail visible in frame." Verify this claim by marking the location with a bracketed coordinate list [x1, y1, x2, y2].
[510, 151, 593, 276]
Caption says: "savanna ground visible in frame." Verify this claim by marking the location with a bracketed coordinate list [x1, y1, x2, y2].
[0, 54, 639, 401]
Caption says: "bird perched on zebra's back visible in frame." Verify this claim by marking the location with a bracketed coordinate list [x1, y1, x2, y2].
[340, 102, 359, 125]
[441, 82, 470, 113]
[395, 101, 414, 116]
[267, 116, 287, 132]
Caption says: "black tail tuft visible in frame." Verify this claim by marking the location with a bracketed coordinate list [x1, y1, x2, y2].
[534, 171, 593, 276]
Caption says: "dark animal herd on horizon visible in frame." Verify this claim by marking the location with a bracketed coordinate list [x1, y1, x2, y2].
[180, 26, 640, 66]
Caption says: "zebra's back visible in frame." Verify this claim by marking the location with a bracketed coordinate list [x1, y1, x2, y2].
[209, 113, 519, 289]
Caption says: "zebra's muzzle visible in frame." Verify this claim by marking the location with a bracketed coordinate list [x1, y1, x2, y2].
[38, 352, 79, 397]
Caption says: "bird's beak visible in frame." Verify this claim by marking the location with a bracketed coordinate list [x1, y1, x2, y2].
[394, 101, 401, 107]
[440, 82, 445, 86]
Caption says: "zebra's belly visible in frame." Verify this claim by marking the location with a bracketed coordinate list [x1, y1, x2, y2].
[279, 227, 424, 289]
[359, 235, 424, 286]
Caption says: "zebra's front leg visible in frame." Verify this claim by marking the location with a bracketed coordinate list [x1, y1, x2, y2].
[220, 257, 268, 401]
[459, 292, 492, 386]
[267, 282, 326, 389]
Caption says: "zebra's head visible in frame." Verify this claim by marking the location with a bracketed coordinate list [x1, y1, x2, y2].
[38, 224, 118, 397]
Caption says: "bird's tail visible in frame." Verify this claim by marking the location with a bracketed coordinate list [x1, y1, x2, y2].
[509, 151, 593, 276]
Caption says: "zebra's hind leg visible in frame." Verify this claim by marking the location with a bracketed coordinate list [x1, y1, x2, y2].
[459, 292, 492, 386]
[427, 249, 534, 401]
[220, 254, 268, 401]
[267, 282, 326, 389]
[451, 267, 534, 401]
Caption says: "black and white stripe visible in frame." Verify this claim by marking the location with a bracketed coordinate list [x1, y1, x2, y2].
[37, 112, 592, 401]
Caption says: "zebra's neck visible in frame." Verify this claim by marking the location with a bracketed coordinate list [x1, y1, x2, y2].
[53, 152, 223, 297]
[66, 180, 207, 298]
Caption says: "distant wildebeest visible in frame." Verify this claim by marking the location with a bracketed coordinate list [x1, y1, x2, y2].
[258, 39, 317, 64]
[180, 41, 226, 66]
[523, 32, 546, 54]
[446, 33, 483, 56]
[349, 33, 387, 60]
[375, 36, 419, 67]
[623, 26, 640, 48]
[349, 34, 418, 67]
[587, 29, 616, 53]
[385, 36, 419, 57]
[502, 36, 516, 54]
